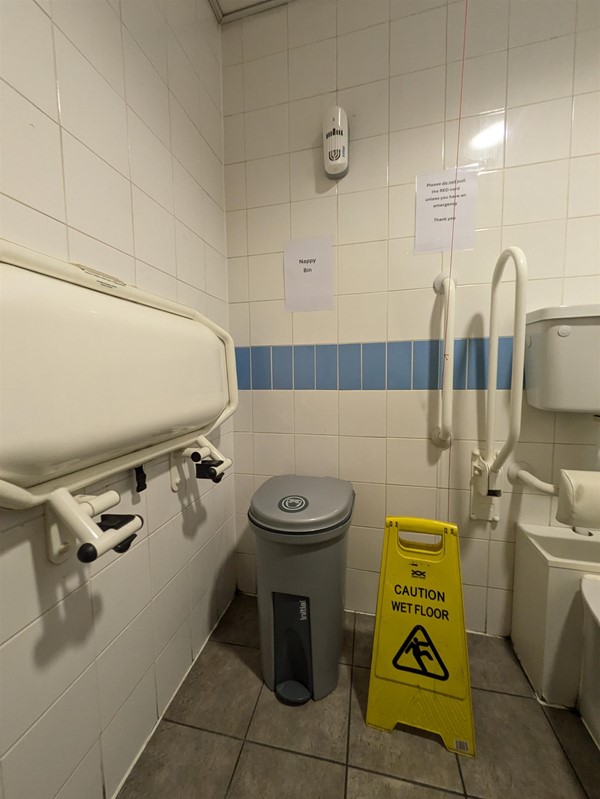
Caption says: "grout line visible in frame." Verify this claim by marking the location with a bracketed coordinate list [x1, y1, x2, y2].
[343, 614, 356, 799]
[455, 751, 468, 798]
[540, 709, 595, 799]
[349, 763, 467, 798]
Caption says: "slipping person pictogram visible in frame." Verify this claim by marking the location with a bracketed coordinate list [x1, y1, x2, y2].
[392, 624, 449, 681]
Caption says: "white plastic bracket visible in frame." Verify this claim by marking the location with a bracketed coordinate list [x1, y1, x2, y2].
[170, 436, 233, 492]
[469, 450, 502, 522]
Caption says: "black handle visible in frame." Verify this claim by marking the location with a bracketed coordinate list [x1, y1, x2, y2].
[135, 465, 147, 492]
[195, 459, 224, 483]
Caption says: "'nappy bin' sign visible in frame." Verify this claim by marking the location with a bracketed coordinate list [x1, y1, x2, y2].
[366, 517, 475, 757]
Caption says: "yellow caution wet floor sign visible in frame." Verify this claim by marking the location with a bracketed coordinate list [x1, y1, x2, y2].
[366, 517, 475, 757]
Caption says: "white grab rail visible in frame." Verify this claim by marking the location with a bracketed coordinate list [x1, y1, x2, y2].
[431, 274, 456, 449]
[473, 247, 527, 500]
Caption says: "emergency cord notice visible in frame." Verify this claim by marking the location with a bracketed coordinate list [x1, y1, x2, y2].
[414, 168, 477, 253]
[391, 583, 450, 621]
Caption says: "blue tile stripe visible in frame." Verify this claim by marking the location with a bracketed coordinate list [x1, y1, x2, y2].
[236, 338, 516, 391]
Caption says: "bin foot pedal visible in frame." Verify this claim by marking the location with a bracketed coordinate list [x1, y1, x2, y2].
[275, 680, 311, 706]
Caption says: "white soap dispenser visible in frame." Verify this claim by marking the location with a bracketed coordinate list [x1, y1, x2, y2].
[322, 106, 349, 179]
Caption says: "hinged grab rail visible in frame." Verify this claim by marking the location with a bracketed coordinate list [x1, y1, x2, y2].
[431, 274, 456, 450]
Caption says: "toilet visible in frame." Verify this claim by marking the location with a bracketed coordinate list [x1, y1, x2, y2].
[579, 575, 600, 749]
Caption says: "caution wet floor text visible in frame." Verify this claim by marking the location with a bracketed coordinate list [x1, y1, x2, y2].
[366, 517, 475, 757]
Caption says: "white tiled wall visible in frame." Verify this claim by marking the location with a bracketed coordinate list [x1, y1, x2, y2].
[225, 0, 600, 631]
[0, 1, 233, 798]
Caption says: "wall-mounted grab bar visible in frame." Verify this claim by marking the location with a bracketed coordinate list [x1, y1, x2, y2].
[471, 247, 527, 518]
[431, 274, 456, 449]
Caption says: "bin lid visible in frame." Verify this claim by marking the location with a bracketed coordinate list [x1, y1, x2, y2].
[248, 475, 354, 534]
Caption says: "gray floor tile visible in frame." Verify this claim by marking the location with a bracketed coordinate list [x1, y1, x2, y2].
[354, 612, 375, 668]
[117, 720, 241, 799]
[247, 664, 351, 762]
[460, 688, 587, 799]
[348, 667, 463, 793]
[341, 611, 355, 664]
[543, 706, 600, 799]
[165, 641, 262, 738]
[347, 768, 464, 798]
[226, 742, 345, 799]
[467, 633, 532, 697]
[211, 593, 260, 649]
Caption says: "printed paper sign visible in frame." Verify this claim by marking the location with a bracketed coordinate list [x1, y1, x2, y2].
[284, 236, 333, 312]
[415, 168, 477, 253]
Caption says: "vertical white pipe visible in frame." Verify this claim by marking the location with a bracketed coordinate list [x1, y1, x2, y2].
[431, 275, 456, 448]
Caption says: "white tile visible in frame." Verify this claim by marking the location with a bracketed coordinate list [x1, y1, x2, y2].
[444, 111, 505, 172]
[205, 245, 228, 300]
[0, 83, 65, 220]
[348, 526, 384, 572]
[507, 35, 575, 107]
[460, 538, 489, 587]
[100, 668, 157, 799]
[225, 163, 247, 212]
[236, 552, 257, 594]
[246, 154, 290, 208]
[505, 98, 572, 167]
[386, 391, 430, 439]
[390, 0, 445, 18]
[155, 618, 192, 714]
[289, 92, 337, 151]
[555, 412, 600, 446]
[503, 160, 569, 225]
[0, 196, 68, 261]
[338, 135, 389, 195]
[389, 124, 444, 186]
[242, 3, 287, 60]
[387, 484, 438, 519]
[290, 148, 337, 203]
[234, 392, 253, 433]
[501, 220, 566, 280]
[152, 565, 190, 656]
[0, 515, 86, 646]
[223, 63, 244, 116]
[575, 28, 600, 94]
[68, 229, 135, 284]
[55, 30, 129, 176]
[224, 112, 245, 164]
[345, 570, 379, 613]
[248, 253, 284, 300]
[0, 585, 95, 754]
[572, 92, 600, 157]
[226, 210, 248, 257]
[62, 132, 133, 252]
[563, 274, 600, 304]
[386, 438, 438, 487]
[338, 80, 389, 141]
[289, 39, 336, 101]
[337, 0, 389, 35]
[446, 51, 507, 120]
[339, 241, 388, 295]
[552, 443, 600, 482]
[172, 161, 204, 237]
[252, 391, 294, 433]
[122, 32, 170, 150]
[203, 193, 226, 255]
[447, 0, 509, 61]
[247, 203, 290, 254]
[294, 391, 339, 435]
[54, 741, 103, 799]
[148, 515, 192, 597]
[288, 0, 336, 48]
[92, 540, 152, 653]
[136, 260, 177, 299]
[96, 606, 154, 730]
[121, 0, 168, 80]
[243, 52, 288, 112]
[128, 110, 174, 212]
[167, 31, 201, 132]
[390, 66, 445, 132]
[0, 0, 57, 118]
[462, 585, 487, 632]
[568, 154, 600, 217]
[338, 23, 389, 89]
[476, 169, 504, 229]
[294, 434, 339, 477]
[488, 541, 515, 590]
[190, 586, 218, 657]
[340, 437, 386, 484]
[390, 6, 446, 75]
[229, 302, 250, 345]
[352, 481, 386, 528]
[292, 302, 339, 344]
[170, 97, 204, 186]
[388, 184, 416, 239]
[339, 392, 387, 438]
[338, 188, 388, 244]
[565, 216, 600, 276]
[51, 0, 125, 95]
[245, 105, 289, 161]
[189, 533, 219, 606]
[509, 0, 576, 47]
[486, 588, 513, 635]
[132, 188, 176, 274]
[339, 292, 387, 342]
[249, 299, 292, 344]
[388, 237, 441, 291]
[253, 433, 294, 475]
[291, 196, 338, 242]
[577, 0, 600, 31]
[175, 220, 206, 289]
[1, 666, 100, 799]
[443, 227, 503, 285]
[387, 288, 435, 340]
[234, 431, 254, 473]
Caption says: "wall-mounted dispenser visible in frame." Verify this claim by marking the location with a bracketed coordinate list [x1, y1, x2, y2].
[322, 106, 349, 179]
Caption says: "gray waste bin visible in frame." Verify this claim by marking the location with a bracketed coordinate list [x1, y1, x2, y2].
[248, 474, 354, 705]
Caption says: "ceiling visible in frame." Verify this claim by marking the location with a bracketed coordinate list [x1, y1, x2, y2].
[209, 0, 290, 24]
